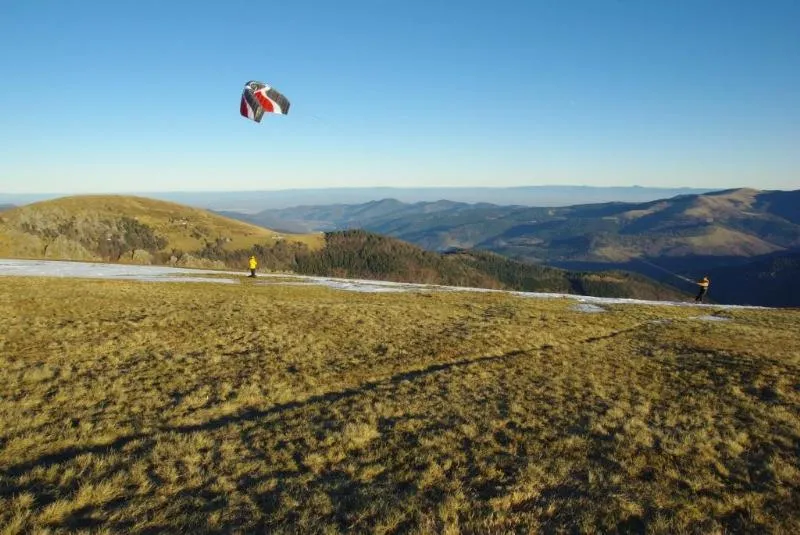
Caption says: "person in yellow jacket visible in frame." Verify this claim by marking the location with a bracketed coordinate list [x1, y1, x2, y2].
[248, 255, 258, 278]
[695, 276, 709, 302]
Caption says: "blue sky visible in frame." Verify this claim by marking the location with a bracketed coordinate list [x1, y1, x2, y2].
[1, 0, 798, 193]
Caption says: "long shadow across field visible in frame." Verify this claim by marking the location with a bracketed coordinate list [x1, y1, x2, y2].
[1, 351, 529, 482]
[1, 322, 651, 483]
[4, 319, 795, 534]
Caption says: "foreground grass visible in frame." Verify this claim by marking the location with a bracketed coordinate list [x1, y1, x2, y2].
[1, 277, 799, 534]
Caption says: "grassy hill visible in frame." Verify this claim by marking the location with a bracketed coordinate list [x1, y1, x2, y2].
[0, 195, 323, 268]
[1, 275, 798, 533]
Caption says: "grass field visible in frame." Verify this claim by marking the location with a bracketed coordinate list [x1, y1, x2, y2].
[1, 277, 799, 534]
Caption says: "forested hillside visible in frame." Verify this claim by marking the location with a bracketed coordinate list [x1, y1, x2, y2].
[286, 230, 689, 301]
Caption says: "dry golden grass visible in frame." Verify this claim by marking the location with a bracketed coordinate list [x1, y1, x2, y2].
[1, 277, 798, 534]
[0, 195, 324, 260]
[682, 227, 781, 257]
[683, 189, 760, 219]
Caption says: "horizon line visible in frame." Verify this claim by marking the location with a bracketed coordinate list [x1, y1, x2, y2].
[1, 184, 750, 196]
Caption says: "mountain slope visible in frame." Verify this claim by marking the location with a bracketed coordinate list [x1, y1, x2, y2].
[295, 229, 502, 289]
[294, 230, 690, 301]
[228, 199, 537, 248]
[241, 188, 800, 262]
[238, 187, 800, 271]
[214, 210, 311, 234]
[222, 188, 800, 307]
[0, 195, 323, 266]
[468, 188, 800, 262]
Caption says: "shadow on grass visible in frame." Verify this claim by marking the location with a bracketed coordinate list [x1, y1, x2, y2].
[2, 322, 652, 483]
[0, 349, 531, 483]
[4, 322, 791, 534]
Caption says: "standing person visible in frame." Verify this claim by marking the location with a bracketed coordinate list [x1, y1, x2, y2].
[695, 276, 709, 302]
[248, 255, 258, 278]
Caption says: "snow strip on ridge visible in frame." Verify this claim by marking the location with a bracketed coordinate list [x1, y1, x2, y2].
[0, 258, 769, 309]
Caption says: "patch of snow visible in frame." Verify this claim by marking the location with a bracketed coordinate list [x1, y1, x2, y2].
[0, 258, 771, 310]
[573, 303, 606, 313]
[134, 276, 238, 284]
[0, 258, 240, 284]
[693, 315, 732, 322]
[255, 281, 313, 286]
[315, 280, 411, 293]
[510, 289, 763, 310]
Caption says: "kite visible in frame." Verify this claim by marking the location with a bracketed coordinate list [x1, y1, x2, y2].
[240, 80, 290, 122]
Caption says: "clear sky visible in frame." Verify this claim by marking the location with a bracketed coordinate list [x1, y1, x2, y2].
[1, 0, 798, 193]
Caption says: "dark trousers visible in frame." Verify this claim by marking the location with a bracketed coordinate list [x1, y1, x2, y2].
[249, 269, 256, 277]
[695, 288, 707, 302]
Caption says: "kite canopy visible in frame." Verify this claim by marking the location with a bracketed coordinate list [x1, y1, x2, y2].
[240, 80, 290, 123]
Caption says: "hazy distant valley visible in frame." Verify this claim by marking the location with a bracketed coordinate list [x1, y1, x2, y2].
[218, 188, 800, 307]
[0, 185, 716, 212]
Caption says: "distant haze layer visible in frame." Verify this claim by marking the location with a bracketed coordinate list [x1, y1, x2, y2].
[0, 185, 720, 212]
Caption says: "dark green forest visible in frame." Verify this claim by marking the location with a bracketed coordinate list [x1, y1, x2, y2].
[194, 229, 689, 301]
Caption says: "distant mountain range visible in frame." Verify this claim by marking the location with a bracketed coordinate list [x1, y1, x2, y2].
[0, 194, 690, 302]
[0, 185, 717, 211]
[219, 188, 800, 306]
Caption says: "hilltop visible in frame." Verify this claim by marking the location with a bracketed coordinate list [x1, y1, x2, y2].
[0, 195, 323, 269]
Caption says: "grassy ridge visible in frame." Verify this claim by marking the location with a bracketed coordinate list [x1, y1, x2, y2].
[0, 195, 323, 265]
[1, 277, 798, 533]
